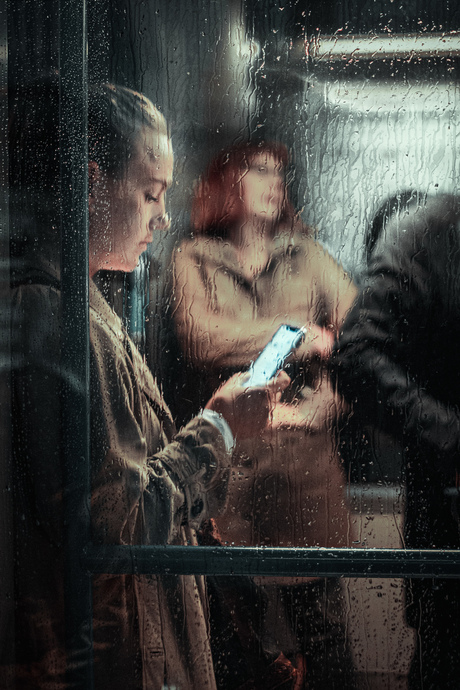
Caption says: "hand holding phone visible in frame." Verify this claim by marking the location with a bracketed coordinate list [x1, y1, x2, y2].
[205, 370, 291, 440]
[245, 324, 307, 388]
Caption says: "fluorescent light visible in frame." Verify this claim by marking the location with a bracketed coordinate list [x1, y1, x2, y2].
[307, 33, 460, 61]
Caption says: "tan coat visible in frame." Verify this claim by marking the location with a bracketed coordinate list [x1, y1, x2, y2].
[8, 256, 230, 689]
[89, 281, 229, 689]
[171, 229, 357, 552]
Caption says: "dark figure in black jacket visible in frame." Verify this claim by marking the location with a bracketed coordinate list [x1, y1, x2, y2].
[332, 194, 460, 690]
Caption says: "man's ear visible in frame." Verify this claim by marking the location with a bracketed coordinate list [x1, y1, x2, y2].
[88, 160, 101, 214]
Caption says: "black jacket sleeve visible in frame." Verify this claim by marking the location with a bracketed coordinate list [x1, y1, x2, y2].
[331, 195, 460, 475]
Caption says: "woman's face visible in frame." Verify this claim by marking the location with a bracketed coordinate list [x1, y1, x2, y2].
[240, 152, 285, 223]
[89, 129, 174, 274]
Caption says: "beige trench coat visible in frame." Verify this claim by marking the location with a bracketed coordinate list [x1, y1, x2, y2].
[171, 229, 357, 553]
[89, 281, 230, 689]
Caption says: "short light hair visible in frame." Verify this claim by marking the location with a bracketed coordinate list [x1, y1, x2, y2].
[8, 80, 167, 189]
[88, 83, 168, 179]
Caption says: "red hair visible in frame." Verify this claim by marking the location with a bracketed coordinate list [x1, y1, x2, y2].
[191, 141, 297, 237]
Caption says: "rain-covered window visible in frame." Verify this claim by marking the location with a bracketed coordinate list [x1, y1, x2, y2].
[3, 1, 460, 688]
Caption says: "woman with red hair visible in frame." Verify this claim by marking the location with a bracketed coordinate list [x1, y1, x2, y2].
[169, 141, 358, 689]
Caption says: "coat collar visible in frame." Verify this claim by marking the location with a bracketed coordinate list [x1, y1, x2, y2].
[89, 278, 125, 341]
[187, 228, 308, 278]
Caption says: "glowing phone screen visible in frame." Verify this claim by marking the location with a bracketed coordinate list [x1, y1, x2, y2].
[246, 324, 306, 387]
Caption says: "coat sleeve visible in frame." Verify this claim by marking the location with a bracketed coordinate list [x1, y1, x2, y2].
[89, 319, 230, 546]
[11, 283, 230, 548]
[331, 201, 460, 474]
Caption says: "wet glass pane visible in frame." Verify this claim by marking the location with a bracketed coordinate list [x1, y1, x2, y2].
[4, 0, 460, 688]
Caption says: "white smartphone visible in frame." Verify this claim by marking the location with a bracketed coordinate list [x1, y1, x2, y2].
[245, 324, 307, 388]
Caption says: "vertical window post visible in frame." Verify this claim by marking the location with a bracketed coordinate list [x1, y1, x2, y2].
[59, 0, 93, 686]
[0, 0, 13, 677]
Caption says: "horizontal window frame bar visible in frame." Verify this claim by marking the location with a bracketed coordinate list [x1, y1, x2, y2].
[84, 545, 460, 578]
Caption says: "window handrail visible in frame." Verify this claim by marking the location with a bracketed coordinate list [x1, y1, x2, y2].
[83, 544, 460, 578]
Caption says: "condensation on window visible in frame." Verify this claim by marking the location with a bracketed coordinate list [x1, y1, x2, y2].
[4, 0, 460, 687]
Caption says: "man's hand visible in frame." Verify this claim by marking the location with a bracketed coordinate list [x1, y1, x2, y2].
[205, 370, 290, 440]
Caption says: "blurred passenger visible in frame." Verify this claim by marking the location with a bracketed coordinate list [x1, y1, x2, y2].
[341, 191, 424, 484]
[169, 141, 358, 689]
[364, 190, 424, 265]
[332, 193, 460, 689]
[5, 83, 288, 690]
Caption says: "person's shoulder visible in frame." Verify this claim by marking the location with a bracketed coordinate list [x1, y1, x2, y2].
[11, 279, 62, 368]
[368, 194, 460, 278]
[89, 281, 124, 355]
[11, 268, 61, 325]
